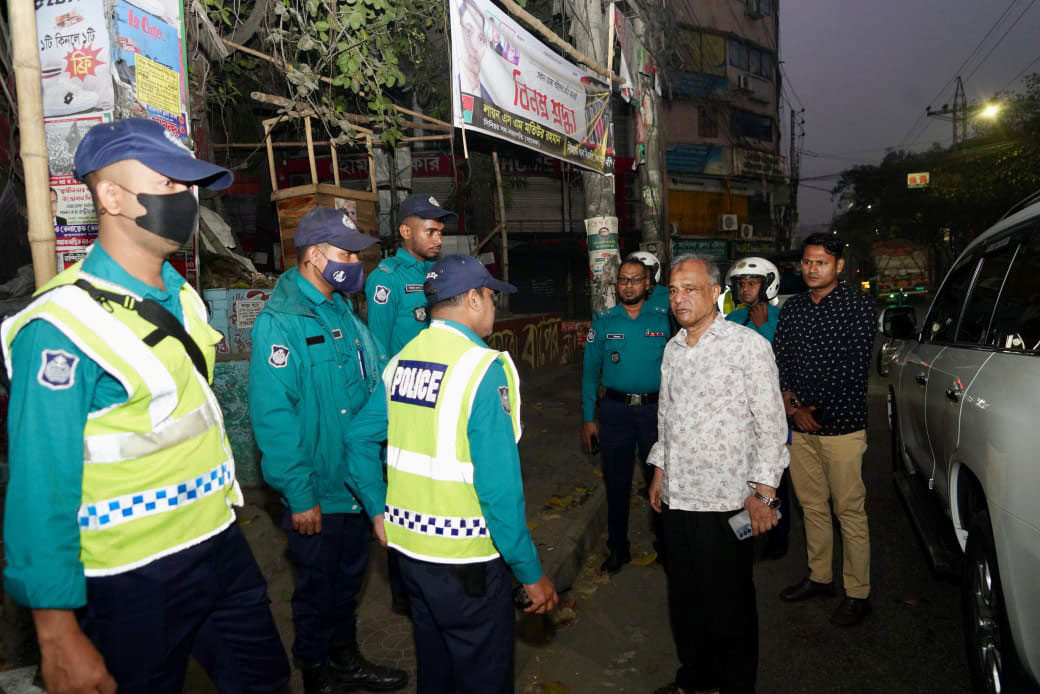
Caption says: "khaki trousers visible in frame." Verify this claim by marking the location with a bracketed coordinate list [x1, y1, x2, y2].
[789, 430, 870, 598]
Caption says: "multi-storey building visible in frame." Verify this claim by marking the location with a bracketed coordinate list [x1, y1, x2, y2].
[664, 0, 787, 257]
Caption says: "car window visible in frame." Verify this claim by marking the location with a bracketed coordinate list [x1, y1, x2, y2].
[988, 232, 1040, 352]
[925, 258, 979, 343]
[955, 245, 1017, 346]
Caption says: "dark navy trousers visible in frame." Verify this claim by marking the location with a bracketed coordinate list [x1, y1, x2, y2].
[80, 524, 289, 694]
[398, 555, 514, 694]
[282, 511, 371, 664]
[598, 397, 661, 554]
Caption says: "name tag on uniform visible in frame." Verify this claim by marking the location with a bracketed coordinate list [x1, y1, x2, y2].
[405, 284, 425, 293]
[390, 360, 447, 407]
[606, 333, 625, 340]
[645, 331, 666, 338]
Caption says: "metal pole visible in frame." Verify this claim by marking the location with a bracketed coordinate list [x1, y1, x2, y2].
[492, 151, 509, 313]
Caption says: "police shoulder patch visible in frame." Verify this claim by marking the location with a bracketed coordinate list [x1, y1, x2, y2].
[373, 285, 391, 304]
[268, 344, 290, 368]
[586, 328, 597, 343]
[498, 385, 511, 414]
[37, 349, 79, 390]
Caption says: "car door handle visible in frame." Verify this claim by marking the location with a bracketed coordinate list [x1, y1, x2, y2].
[945, 387, 961, 403]
[915, 373, 928, 386]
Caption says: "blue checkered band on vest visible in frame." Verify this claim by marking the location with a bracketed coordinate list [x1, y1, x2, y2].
[78, 462, 234, 530]
[384, 504, 489, 538]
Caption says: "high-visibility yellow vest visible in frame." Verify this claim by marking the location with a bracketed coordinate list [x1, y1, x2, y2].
[1, 261, 241, 577]
[383, 320, 521, 564]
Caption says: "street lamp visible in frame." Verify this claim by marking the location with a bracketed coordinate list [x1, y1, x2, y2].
[979, 103, 1001, 119]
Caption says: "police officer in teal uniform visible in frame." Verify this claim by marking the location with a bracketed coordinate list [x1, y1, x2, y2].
[627, 250, 669, 314]
[581, 258, 671, 573]
[365, 193, 457, 355]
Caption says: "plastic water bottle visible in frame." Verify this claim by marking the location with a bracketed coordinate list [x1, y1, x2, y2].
[728, 508, 782, 540]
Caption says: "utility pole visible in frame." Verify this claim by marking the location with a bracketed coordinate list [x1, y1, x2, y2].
[566, 0, 618, 313]
[786, 107, 802, 250]
[926, 75, 969, 147]
[629, 1, 669, 266]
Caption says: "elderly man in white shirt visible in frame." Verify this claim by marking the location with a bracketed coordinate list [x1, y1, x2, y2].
[648, 254, 789, 694]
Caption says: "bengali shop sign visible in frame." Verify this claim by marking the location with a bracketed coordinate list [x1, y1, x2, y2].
[450, 0, 613, 174]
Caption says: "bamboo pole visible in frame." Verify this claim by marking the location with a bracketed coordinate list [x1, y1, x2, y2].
[11, 2, 56, 287]
[497, 0, 621, 84]
[471, 223, 502, 255]
[492, 151, 509, 313]
[264, 121, 278, 191]
[330, 145, 340, 186]
[607, 1, 616, 194]
[304, 117, 318, 184]
[365, 135, 377, 194]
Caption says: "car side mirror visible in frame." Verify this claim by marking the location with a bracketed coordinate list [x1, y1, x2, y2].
[880, 306, 917, 340]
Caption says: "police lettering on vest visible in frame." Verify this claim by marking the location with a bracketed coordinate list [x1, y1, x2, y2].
[390, 360, 448, 407]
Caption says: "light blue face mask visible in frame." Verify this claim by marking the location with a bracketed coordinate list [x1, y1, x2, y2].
[321, 254, 365, 294]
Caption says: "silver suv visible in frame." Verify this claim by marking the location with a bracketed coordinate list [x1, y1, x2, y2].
[881, 202, 1040, 694]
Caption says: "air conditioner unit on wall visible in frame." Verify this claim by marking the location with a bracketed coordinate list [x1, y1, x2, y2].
[736, 73, 753, 92]
[740, 224, 754, 239]
[719, 214, 739, 232]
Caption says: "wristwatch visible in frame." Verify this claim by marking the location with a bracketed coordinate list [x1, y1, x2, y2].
[747, 481, 781, 509]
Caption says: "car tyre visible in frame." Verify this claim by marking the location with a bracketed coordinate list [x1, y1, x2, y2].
[962, 510, 1034, 694]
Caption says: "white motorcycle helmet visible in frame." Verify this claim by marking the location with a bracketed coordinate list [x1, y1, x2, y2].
[626, 251, 661, 285]
[726, 257, 779, 304]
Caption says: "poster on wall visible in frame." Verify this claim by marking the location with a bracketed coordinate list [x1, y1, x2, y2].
[45, 112, 113, 175]
[450, 0, 614, 175]
[113, 0, 189, 136]
[36, 0, 115, 118]
[585, 216, 620, 278]
[51, 174, 99, 271]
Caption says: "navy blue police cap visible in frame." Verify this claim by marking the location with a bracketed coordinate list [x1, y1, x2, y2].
[294, 207, 378, 252]
[397, 193, 458, 226]
[74, 118, 232, 190]
[424, 253, 516, 304]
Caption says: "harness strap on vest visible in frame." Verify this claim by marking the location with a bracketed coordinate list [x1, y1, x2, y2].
[73, 279, 209, 380]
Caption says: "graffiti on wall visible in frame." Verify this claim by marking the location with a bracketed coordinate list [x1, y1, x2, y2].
[487, 314, 564, 369]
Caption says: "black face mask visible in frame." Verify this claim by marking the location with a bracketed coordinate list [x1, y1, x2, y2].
[115, 184, 198, 245]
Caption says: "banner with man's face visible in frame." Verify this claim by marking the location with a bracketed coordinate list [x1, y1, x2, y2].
[450, 0, 614, 175]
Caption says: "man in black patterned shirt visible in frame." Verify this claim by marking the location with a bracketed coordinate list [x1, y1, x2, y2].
[774, 233, 876, 627]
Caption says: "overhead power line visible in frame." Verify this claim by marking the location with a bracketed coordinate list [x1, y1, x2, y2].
[962, 0, 1038, 85]
[1001, 51, 1040, 91]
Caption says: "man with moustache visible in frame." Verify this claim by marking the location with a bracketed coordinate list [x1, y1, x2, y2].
[648, 255, 788, 694]
[774, 233, 876, 627]
[581, 258, 671, 573]
[2, 118, 289, 693]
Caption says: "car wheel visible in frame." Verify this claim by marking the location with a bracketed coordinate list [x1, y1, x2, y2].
[962, 510, 1032, 694]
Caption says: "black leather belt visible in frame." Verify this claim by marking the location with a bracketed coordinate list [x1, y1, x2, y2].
[603, 388, 659, 406]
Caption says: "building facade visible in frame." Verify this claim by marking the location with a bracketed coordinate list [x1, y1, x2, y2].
[665, 0, 787, 259]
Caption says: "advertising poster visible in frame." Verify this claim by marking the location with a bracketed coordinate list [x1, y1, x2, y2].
[45, 111, 112, 175]
[51, 174, 99, 271]
[36, 0, 115, 118]
[585, 216, 620, 278]
[113, 0, 189, 136]
[450, 0, 614, 175]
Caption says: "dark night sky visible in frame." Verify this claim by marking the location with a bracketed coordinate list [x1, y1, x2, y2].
[780, 0, 1040, 226]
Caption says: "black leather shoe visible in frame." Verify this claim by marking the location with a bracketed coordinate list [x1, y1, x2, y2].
[328, 641, 408, 692]
[300, 661, 338, 694]
[600, 549, 631, 574]
[830, 596, 871, 626]
[779, 576, 836, 602]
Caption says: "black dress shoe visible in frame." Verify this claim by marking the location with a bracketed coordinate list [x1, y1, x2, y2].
[600, 549, 631, 574]
[830, 596, 871, 626]
[779, 576, 836, 602]
[328, 641, 408, 691]
[300, 661, 338, 694]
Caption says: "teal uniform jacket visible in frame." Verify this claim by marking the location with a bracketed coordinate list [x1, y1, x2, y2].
[581, 302, 671, 421]
[645, 284, 670, 313]
[345, 320, 542, 584]
[365, 248, 434, 355]
[3, 244, 185, 608]
[726, 303, 781, 343]
[249, 268, 388, 514]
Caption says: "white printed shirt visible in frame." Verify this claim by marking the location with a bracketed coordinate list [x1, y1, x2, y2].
[647, 314, 790, 512]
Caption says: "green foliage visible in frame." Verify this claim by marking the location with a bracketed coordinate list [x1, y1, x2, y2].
[830, 75, 1040, 266]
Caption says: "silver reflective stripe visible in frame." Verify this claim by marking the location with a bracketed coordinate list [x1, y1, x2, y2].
[384, 503, 489, 538]
[83, 403, 220, 464]
[386, 446, 474, 484]
[77, 460, 233, 531]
